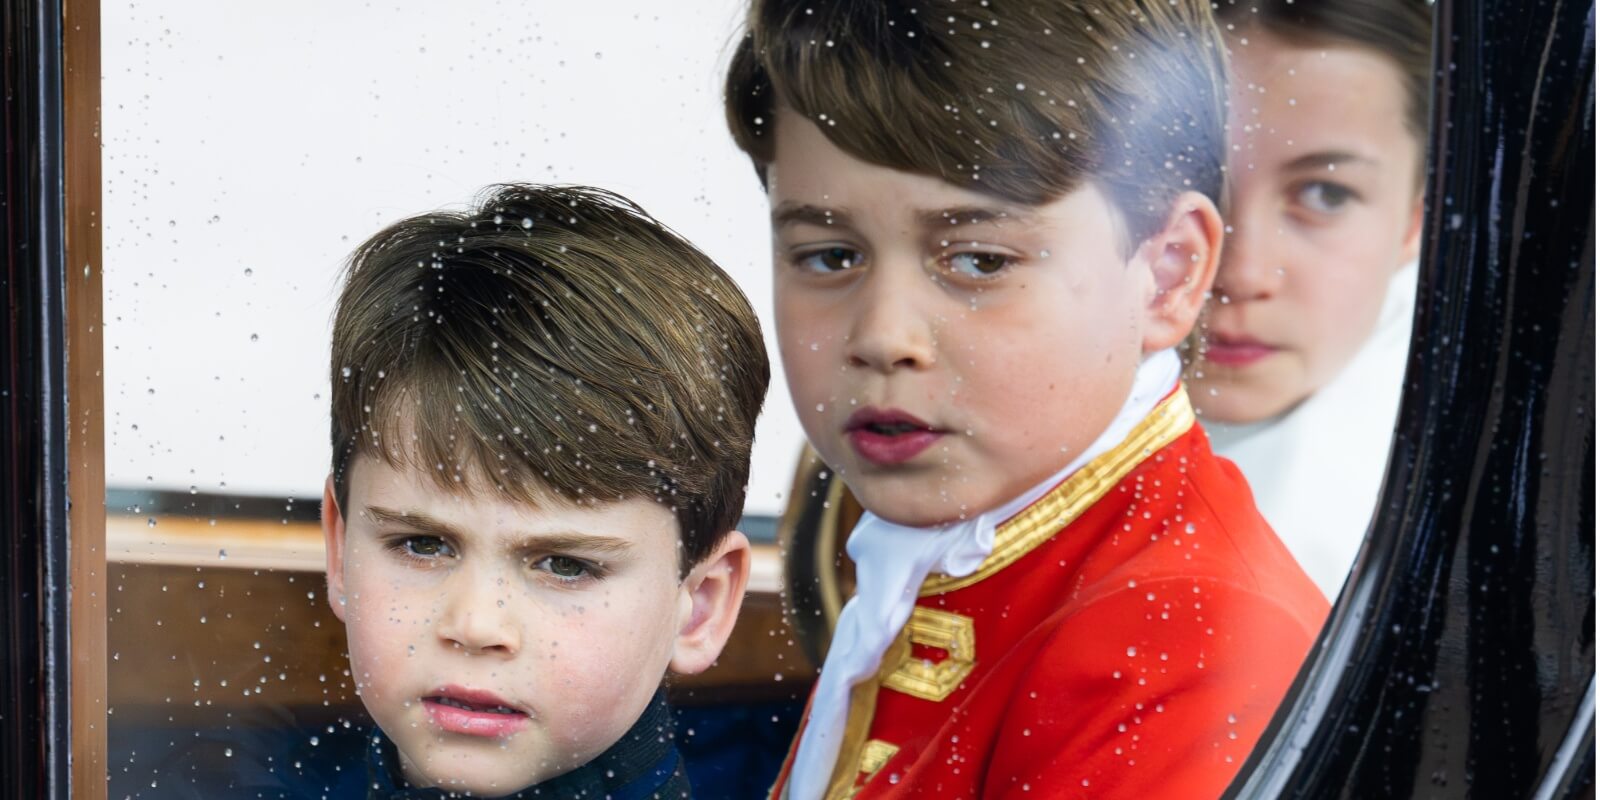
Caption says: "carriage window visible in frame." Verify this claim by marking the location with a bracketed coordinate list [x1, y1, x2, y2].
[102, 3, 811, 797]
[102, 1, 1431, 797]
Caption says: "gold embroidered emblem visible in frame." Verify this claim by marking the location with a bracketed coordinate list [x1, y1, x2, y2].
[883, 606, 976, 702]
[838, 740, 900, 799]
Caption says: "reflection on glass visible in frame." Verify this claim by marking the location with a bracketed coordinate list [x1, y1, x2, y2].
[1192, 0, 1433, 599]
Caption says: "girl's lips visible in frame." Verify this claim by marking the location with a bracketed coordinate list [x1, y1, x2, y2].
[844, 407, 944, 465]
[1205, 336, 1277, 368]
[422, 686, 530, 738]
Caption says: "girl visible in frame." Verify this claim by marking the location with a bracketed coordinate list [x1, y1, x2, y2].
[1193, 0, 1433, 599]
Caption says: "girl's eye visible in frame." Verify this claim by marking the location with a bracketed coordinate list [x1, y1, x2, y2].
[1294, 181, 1356, 214]
[396, 535, 455, 560]
[796, 246, 864, 273]
[943, 251, 1013, 278]
[536, 555, 593, 581]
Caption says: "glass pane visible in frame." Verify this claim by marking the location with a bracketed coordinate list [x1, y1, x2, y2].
[103, 2, 808, 797]
[103, 1, 1432, 797]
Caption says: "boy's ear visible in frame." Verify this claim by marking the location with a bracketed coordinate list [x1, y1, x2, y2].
[1132, 190, 1224, 352]
[668, 531, 752, 675]
[321, 475, 349, 623]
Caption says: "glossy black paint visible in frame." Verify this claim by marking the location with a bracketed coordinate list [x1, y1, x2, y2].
[1229, 0, 1595, 797]
[0, 0, 70, 797]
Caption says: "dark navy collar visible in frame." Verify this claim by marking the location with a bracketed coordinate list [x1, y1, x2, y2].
[366, 690, 689, 799]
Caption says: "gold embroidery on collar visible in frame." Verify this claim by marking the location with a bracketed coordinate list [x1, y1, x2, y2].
[919, 388, 1196, 596]
[835, 740, 901, 800]
[883, 607, 976, 702]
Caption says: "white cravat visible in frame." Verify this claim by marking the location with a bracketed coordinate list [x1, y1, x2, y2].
[787, 348, 1182, 799]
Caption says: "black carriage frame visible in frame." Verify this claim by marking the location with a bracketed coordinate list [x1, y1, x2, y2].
[2, 0, 1593, 797]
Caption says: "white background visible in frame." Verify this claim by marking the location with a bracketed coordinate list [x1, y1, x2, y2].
[103, 0, 806, 515]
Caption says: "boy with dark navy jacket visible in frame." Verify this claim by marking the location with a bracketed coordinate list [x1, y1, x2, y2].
[320, 184, 769, 798]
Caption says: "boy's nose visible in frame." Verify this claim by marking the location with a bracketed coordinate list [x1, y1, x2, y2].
[1213, 220, 1284, 303]
[435, 574, 521, 656]
[844, 265, 937, 373]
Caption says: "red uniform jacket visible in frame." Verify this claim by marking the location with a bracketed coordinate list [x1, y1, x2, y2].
[771, 388, 1329, 799]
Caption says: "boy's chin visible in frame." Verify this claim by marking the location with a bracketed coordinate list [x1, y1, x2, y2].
[846, 478, 992, 530]
[399, 743, 571, 796]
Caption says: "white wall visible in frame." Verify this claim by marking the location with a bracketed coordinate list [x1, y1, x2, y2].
[103, 0, 805, 515]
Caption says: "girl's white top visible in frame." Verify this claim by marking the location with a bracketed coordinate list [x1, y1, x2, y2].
[787, 348, 1183, 799]
[1205, 262, 1418, 600]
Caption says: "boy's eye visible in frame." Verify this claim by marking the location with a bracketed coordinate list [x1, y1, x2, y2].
[942, 251, 1014, 278]
[796, 246, 864, 273]
[535, 555, 594, 581]
[396, 535, 455, 559]
[1293, 181, 1357, 214]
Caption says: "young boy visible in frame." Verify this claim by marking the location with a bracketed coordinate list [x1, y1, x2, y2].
[319, 184, 769, 797]
[724, 1, 1329, 798]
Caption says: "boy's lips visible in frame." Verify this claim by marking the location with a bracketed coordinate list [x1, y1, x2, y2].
[1204, 333, 1277, 368]
[422, 685, 531, 738]
[844, 407, 945, 465]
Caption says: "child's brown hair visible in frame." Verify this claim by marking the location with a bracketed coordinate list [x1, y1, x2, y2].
[724, 0, 1229, 248]
[328, 184, 769, 570]
[1215, 0, 1433, 172]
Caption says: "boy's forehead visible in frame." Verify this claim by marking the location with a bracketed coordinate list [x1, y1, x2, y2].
[767, 109, 1050, 229]
[347, 453, 679, 544]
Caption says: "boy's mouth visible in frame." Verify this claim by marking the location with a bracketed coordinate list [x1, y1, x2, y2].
[422, 686, 531, 738]
[845, 408, 944, 466]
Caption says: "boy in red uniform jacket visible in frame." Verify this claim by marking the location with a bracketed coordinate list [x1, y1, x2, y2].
[722, 1, 1330, 798]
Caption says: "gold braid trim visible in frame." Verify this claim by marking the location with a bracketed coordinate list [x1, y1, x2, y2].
[919, 388, 1196, 597]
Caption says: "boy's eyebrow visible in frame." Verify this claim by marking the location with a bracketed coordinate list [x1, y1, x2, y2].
[508, 531, 634, 555]
[1280, 151, 1381, 173]
[772, 203, 855, 231]
[363, 506, 633, 553]
[916, 205, 1040, 228]
[365, 506, 459, 536]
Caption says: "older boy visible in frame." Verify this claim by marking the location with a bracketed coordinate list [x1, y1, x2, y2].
[725, 1, 1328, 798]
[320, 184, 769, 797]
